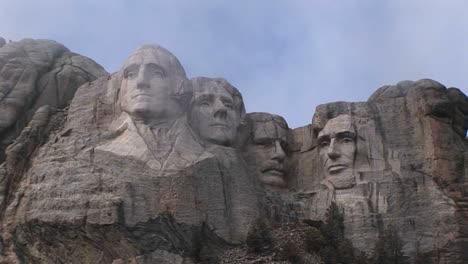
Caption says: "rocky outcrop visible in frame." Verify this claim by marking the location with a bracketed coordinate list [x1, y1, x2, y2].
[0, 38, 107, 163]
[0, 45, 259, 263]
[0, 40, 466, 264]
[292, 79, 468, 263]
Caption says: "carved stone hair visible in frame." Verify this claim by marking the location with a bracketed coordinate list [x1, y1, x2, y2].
[246, 112, 289, 130]
[312, 102, 368, 138]
[190, 77, 246, 118]
[115, 44, 191, 112]
[121, 44, 186, 79]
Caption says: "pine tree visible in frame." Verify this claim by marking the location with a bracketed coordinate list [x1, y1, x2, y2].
[320, 202, 355, 264]
[374, 224, 406, 264]
[322, 202, 344, 242]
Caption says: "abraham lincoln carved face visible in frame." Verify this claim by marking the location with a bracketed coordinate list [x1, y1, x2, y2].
[317, 114, 357, 188]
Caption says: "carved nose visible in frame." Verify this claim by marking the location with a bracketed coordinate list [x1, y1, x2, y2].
[326, 139, 340, 159]
[136, 67, 150, 90]
[272, 140, 286, 161]
[137, 81, 150, 90]
[213, 99, 228, 119]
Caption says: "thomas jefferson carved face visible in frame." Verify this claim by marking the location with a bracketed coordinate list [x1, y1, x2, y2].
[119, 45, 186, 124]
[246, 113, 290, 188]
[318, 114, 356, 179]
[189, 78, 243, 146]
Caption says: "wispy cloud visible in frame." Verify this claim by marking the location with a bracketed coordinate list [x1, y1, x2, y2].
[1, 0, 466, 127]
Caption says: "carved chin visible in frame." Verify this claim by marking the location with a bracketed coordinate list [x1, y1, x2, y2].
[131, 105, 151, 115]
[326, 174, 356, 190]
[259, 172, 286, 188]
[206, 136, 231, 146]
[203, 128, 235, 146]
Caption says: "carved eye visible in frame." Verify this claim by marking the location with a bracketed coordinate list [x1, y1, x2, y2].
[319, 140, 330, 148]
[200, 101, 210, 107]
[127, 71, 137, 79]
[255, 139, 273, 147]
[342, 137, 354, 143]
[152, 70, 164, 78]
[224, 103, 233, 110]
[280, 141, 289, 153]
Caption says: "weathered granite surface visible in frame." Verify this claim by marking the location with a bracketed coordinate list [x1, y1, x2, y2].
[0, 39, 466, 264]
[0, 44, 258, 263]
[0, 38, 107, 163]
[293, 79, 468, 263]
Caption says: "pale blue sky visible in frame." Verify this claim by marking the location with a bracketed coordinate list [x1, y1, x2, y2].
[1, 0, 467, 128]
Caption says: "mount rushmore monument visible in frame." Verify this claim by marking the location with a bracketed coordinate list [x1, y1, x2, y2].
[0, 38, 466, 263]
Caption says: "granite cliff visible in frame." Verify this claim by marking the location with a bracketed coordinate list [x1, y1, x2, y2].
[0, 38, 466, 264]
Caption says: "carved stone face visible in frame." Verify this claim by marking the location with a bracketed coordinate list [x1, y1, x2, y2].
[189, 80, 241, 146]
[246, 114, 290, 188]
[317, 114, 356, 178]
[119, 46, 186, 124]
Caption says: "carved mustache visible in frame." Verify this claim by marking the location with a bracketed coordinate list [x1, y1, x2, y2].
[260, 160, 285, 173]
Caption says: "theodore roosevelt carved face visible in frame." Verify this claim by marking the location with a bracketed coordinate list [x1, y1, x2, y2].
[119, 45, 187, 125]
[188, 77, 245, 146]
[245, 113, 290, 189]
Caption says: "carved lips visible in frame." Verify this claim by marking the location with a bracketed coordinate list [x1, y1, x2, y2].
[131, 93, 152, 99]
[210, 122, 229, 128]
[261, 161, 285, 177]
[327, 164, 349, 174]
[263, 169, 285, 176]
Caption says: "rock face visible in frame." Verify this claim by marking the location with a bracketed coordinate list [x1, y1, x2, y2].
[0, 40, 466, 264]
[0, 38, 107, 162]
[293, 79, 468, 263]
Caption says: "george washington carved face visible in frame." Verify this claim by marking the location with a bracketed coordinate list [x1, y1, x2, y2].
[119, 45, 187, 125]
